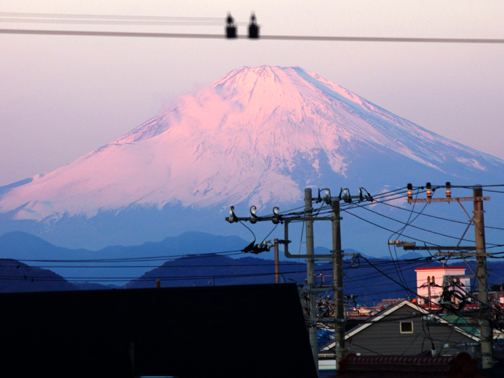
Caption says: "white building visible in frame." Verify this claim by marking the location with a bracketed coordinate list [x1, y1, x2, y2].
[415, 266, 469, 306]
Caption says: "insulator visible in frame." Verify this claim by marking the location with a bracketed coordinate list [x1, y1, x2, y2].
[248, 13, 259, 39]
[226, 13, 237, 38]
[342, 188, 352, 203]
[446, 182, 452, 198]
[407, 183, 413, 200]
[324, 188, 331, 204]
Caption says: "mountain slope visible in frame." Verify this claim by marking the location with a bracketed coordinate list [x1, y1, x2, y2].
[0, 231, 252, 284]
[125, 254, 504, 307]
[0, 258, 76, 292]
[1, 66, 503, 249]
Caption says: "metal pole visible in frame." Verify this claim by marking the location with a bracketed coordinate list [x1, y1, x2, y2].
[428, 276, 431, 310]
[274, 238, 279, 284]
[474, 186, 493, 369]
[305, 188, 318, 374]
[332, 199, 345, 369]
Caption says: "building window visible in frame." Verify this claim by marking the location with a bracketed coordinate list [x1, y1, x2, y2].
[400, 321, 413, 333]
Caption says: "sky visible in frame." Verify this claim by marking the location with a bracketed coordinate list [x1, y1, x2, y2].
[1, 1, 504, 187]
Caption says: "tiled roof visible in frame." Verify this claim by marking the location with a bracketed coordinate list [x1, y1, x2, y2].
[336, 352, 483, 378]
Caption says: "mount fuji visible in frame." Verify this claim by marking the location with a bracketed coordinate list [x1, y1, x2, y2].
[1, 66, 503, 250]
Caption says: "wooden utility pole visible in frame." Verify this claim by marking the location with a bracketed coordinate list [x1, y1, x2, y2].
[474, 186, 493, 369]
[305, 188, 318, 374]
[332, 199, 345, 368]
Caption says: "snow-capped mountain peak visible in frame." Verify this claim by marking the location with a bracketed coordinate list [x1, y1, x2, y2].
[1, 66, 502, 224]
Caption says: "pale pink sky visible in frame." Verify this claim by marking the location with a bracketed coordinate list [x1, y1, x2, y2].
[1, 0, 504, 186]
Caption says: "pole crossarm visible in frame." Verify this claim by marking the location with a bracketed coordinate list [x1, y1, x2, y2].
[341, 253, 360, 257]
[434, 251, 494, 258]
[291, 254, 334, 260]
[225, 215, 335, 223]
[402, 246, 476, 251]
[302, 285, 345, 292]
[286, 250, 354, 259]
[408, 196, 490, 204]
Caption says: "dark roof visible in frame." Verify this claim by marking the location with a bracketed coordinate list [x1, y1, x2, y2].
[324, 300, 480, 352]
[0, 283, 316, 378]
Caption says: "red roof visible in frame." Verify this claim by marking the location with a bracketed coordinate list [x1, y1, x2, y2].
[415, 267, 465, 271]
[335, 353, 483, 378]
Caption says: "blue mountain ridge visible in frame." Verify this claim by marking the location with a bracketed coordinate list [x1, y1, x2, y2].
[1, 231, 503, 305]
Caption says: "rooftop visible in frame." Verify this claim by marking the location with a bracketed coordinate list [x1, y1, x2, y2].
[415, 266, 466, 271]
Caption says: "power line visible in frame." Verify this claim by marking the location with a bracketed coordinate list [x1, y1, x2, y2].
[453, 184, 504, 189]
[0, 19, 238, 27]
[13, 249, 243, 263]
[2, 28, 504, 44]
[388, 189, 425, 292]
[379, 196, 504, 231]
[0, 258, 432, 285]
[0, 29, 226, 39]
[272, 187, 410, 220]
[342, 209, 445, 247]
[0, 12, 224, 21]
[355, 203, 481, 244]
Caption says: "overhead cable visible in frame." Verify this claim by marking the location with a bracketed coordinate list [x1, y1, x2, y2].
[1, 28, 504, 44]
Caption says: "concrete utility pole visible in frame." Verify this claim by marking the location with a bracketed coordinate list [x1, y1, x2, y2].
[305, 188, 318, 373]
[225, 186, 372, 376]
[427, 276, 432, 310]
[274, 238, 279, 284]
[332, 199, 345, 368]
[474, 186, 493, 369]
[400, 183, 493, 369]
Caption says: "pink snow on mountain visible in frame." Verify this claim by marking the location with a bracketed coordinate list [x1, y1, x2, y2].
[0, 66, 500, 222]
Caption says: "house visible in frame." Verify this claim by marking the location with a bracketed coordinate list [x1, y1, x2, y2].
[322, 300, 480, 357]
[415, 266, 469, 307]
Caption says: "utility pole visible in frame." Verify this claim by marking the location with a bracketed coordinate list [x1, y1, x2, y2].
[398, 182, 493, 369]
[474, 185, 493, 369]
[427, 276, 432, 310]
[225, 186, 372, 376]
[332, 199, 345, 367]
[305, 188, 318, 373]
[274, 238, 279, 284]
